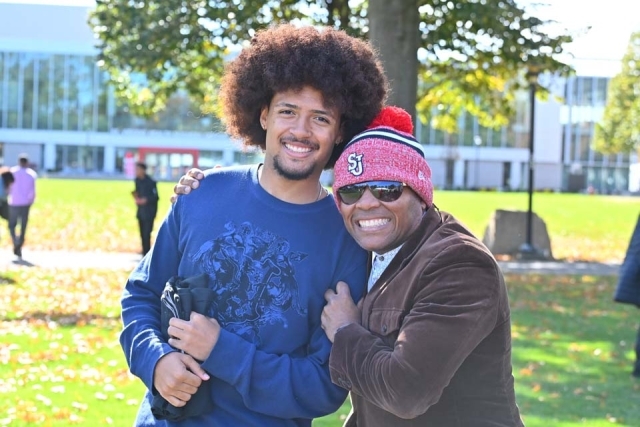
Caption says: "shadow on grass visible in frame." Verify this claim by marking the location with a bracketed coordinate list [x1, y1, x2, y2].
[7, 311, 120, 326]
[506, 274, 640, 426]
[11, 258, 36, 267]
[0, 274, 17, 285]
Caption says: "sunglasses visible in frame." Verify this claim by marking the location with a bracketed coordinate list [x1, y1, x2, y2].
[337, 181, 407, 205]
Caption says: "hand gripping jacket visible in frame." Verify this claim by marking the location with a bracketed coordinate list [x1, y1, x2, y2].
[151, 273, 215, 421]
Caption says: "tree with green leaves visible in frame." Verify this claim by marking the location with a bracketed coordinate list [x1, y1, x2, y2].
[594, 31, 640, 156]
[90, 0, 572, 132]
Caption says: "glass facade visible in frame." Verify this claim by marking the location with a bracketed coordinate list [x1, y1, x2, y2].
[233, 150, 265, 165]
[561, 75, 631, 193]
[0, 52, 110, 131]
[0, 50, 225, 174]
[416, 74, 633, 193]
[55, 145, 105, 174]
[199, 150, 225, 168]
[419, 90, 531, 149]
[0, 51, 220, 134]
[111, 93, 221, 133]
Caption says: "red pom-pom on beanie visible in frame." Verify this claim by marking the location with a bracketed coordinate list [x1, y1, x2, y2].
[366, 106, 414, 135]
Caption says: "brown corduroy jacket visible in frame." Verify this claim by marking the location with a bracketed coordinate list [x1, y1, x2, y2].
[329, 207, 524, 427]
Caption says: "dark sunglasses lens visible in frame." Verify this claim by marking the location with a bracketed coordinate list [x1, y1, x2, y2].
[338, 182, 404, 205]
[372, 183, 404, 202]
[338, 187, 365, 205]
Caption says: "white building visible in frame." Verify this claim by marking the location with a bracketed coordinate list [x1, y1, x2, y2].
[0, 1, 262, 182]
[417, 73, 634, 193]
[0, 1, 634, 191]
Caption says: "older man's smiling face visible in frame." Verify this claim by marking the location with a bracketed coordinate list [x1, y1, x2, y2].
[339, 184, 426, 254]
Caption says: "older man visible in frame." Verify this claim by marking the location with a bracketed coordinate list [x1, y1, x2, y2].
[321, 106, 524, 426]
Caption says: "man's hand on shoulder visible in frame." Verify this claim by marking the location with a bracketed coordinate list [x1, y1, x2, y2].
[170, 168, 205, 204]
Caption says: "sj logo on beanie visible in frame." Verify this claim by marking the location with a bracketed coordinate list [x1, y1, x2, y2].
[347, 153, 364, 176]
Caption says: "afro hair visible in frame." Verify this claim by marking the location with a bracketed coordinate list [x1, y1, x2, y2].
[219, 24, 388, 169]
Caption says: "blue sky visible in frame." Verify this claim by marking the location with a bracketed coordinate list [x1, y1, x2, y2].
[521, 0, 640, 75]
[3, 0, 639, 76]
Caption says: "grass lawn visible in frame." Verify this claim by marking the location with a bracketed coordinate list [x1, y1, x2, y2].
[1, 268, 639, 426]
[6, 178, 638, 262]
[0, 268, 143, 426]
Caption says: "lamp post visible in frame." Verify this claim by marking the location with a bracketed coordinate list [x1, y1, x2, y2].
[518, 66, 543, 260]
[474, 135, 482, 189]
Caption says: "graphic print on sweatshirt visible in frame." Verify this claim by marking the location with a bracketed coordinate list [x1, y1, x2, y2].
[193, 221, 308, 344]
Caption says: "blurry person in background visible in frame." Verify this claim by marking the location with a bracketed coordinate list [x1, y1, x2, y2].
[8, 154, 37, 259]
[0, 167, 15, 235]
[132, 161, 159, 257]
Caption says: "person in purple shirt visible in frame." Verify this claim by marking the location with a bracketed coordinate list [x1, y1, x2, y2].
[8, 154, 37, 259]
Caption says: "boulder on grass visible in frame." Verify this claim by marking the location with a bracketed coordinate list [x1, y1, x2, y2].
[482, 209, 553, 259]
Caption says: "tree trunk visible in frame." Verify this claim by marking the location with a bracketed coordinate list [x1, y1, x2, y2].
[368, 0, 420, 130]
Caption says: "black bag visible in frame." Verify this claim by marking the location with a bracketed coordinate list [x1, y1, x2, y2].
[0, 199, 8, 221]
[151, 273, 216, 422]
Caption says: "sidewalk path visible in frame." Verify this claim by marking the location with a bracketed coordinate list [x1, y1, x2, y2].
[1, 249, 142, 271]
[498, 260, 620, 276]
[1, 249, 622, 276]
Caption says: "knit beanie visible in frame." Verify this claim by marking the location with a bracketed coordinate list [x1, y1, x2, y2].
[333, 106, 434, 206]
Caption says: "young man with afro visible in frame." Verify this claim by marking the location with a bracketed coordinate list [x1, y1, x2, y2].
[121, 24, 388, 427]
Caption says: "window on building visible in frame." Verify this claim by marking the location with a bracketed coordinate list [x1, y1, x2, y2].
[582, 77, 593, 105]
[620, 151, 631, 163]
[593, 150, 603, 162]
[417, 118, 430, 144]
[67, 55, 83, 131]
[460, 112, 474, 146]
[572, 77, 582, 106]
[21, 53, 36, 129]
[96, 71, 109, 131]
[578, 133, 591, 162]
[233, 149, 264, 165]
[596, 78, 608, 105]
[52, 54, 65, 130]
[199, 150, 225, 168]
[6, 52, 19, 128]
[55, 144, 105, 173]
[37, 55, 51, 129]
[82, 146, 104, 172]
[479, 125, 494, 147]
[432, 128, 446, 146]
[80, 56, 95, 131]
[115, 147, 139, 173]
[506, 92, 529, 148]
[149, 152, 195, 181]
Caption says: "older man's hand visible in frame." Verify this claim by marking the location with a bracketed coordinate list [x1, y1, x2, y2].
[321, 281, 361, 342]
[170, 168, 205, 204]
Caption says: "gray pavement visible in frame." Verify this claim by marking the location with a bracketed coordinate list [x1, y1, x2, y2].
[1, 249, 142, 271]
[0, 249, 622, 276]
